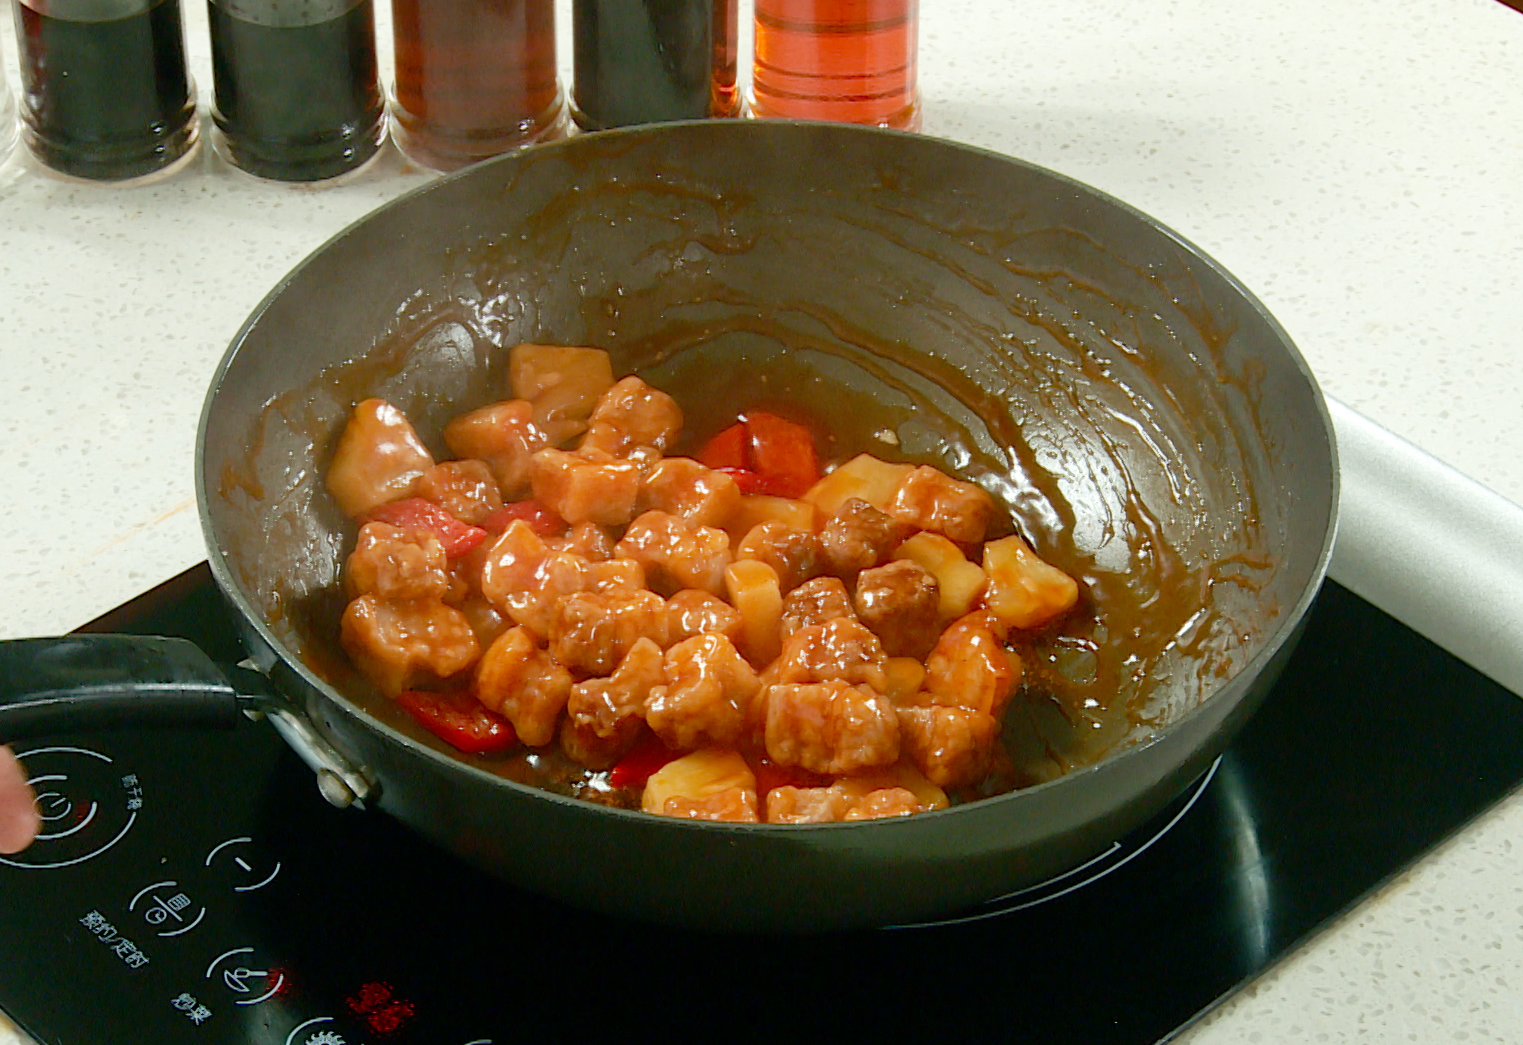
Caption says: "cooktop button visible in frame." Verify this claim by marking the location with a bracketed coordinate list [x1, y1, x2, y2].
[205, 946, 287, 1006]
[128, 879, 207, 937]
[0, 745, 138, 870]
[286, 1016, 363, 1045]
[204, 835, 282, 892]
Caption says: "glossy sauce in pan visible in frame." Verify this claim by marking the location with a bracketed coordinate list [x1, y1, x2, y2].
[229, 302, 1273, 806]
[218, 146, 1282, 808]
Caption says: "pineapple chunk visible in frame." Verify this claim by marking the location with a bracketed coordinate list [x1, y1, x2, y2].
[509, 344, 615, 444]
[642, 749, 758, 819]
[881, 656, 927, 706]
[724, 494, 821, 541]
[892, 532, 987, 620]
[982, 535, 1080, 631]
[802, 454, 913, 517]
[724, 559, 783, 667]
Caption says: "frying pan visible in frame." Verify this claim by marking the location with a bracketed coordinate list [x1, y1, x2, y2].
[0, 121, 1337, 931]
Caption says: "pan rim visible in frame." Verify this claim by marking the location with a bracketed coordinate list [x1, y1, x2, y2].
[195, 119, 1339, 835]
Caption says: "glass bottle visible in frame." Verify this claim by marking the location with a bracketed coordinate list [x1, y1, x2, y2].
[571, 0, 739, 131]
[390, 0, 566, 172]
[751, 0, 920, 131]
[11, 0, 199, 180]
[207, 0, 385, 182]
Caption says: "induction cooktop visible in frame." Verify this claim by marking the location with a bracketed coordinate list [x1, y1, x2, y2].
[2, 563, 1521, 1045]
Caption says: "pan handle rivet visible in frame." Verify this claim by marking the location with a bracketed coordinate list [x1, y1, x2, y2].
[316, 770, 358, 809]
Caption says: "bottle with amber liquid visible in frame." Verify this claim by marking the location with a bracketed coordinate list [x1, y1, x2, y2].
[390, 0, 566, 171]
[572, 0, 738, 130]
[11, 0, 199, 180]
[208, 0, 385, 181]
[751, 0, 919, 131]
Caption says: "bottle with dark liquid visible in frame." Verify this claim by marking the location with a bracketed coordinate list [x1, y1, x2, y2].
[208, 0, 385, 182]
[751, 0, 920, 131]
[390, 0, 566, 171]
[571, 0, 739, 130]
[11, 0, 198, 180]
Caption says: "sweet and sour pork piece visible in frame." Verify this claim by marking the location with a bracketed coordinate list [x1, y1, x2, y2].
[762, 680, 901, 775]
[818, 497, 913, 577]
[779, 576, 856, 640]
[774, 616, 888, 693]
[560, 638, 665, 769]
[639, 456, 742, 528]
[415, 459, 504, 525]
[897, 704, 1001, 790]
[345, 522, 451, 601]
[616, 510, 733, 596]
[665, 589, 745, 647]
[327, 398, 435, 517]
[924, 611, 1022, 718]
[888, 465, 996, 545]
[645, 634, 761, 751]
[529, 447, 642, 527]
[441, 400, 548, 500]
[339, 595, 479, 697]
[852, 559, 941, 659]
[579, 375, 684, 456]
[474, 627, 574, 747]
[549, 589, 669, 678]
[735, 521, 823, 592]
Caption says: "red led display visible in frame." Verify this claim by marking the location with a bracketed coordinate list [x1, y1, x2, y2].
[346, 981, 417, 1036]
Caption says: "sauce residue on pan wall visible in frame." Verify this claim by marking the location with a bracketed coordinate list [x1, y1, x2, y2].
[214, 141, 1283, 798]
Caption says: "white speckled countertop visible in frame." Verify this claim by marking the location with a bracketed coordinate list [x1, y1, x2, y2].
[2, 0, 1522, 1041]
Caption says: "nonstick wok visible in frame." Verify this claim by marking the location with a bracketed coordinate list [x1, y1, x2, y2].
[0, 122, 1337, 931]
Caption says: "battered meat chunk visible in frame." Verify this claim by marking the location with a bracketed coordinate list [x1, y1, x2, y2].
[345, 522, 450, 601]
[897, 704, 1001, 790]
[763, 680, 901, 775]
[924, 612, 1022, 718]
[645, 634, 761, 751]
[818, 498, 913, 577]
[616, 510, 733, 596]
[764, 783, 925, 823]
[888, 466, 995, 545]
[665, 589, 745, 646]
[774, 616, 887, 692]
[415, 459, 503, 525]
[853, 559, 941, 659]
[474, 627, 574, 747]
[735, 521, 823, 592]
[779, 576, 856, 640]
[549, 589, 669, 678]
[327, 398, 435, 517]
[579, 375, 684, 455]
[441, 400, 548, 500]
[560, 638, 665, 769]
[639, 457, 742, 528]
[339, 594, 479, 697]
[529, 447, 642, 527]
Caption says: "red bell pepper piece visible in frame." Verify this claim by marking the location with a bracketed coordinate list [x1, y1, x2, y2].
[742, 411, 819, 499]
[699, 413, 820, 499]
[362, 498, 489, 558]
[395, 690, 519, 755]
[697, 422, 748, 470]
[608, 732, 681, 791]
[478, 500, 567, 538]
[716, 467, 797, 498]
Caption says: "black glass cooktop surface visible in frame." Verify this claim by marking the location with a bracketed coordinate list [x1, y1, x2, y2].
[2, 564, 1522, 1045]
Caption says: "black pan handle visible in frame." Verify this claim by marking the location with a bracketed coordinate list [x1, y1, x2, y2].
[0, 635, 273, 743]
